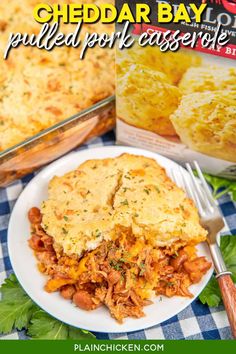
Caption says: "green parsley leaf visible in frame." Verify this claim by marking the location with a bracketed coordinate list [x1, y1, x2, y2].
[199, 235, 236, 307]
[221, 235, 236, 283]
[194, 171, 236, 201]
[28, 311, 95, 340]
[199, 277, 221, 307]
[68, 327, 95, 339]
[0, 274, 38, 333]
[0, 274, 95, 339]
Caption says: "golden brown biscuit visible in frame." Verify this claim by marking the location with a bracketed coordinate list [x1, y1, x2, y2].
[179, 65, 236, 94]
[0, 0, 115, 152]
[117, 64, 181, 136]
[117, 43, 201, 85]
[170, 90, 236, 162]
[42, 153, 207, 256]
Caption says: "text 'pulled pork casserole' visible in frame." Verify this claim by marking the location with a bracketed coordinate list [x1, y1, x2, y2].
[28, 154, 211, 322]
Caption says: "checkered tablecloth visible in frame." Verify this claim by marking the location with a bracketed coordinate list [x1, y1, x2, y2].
[0, 131, 235, 340]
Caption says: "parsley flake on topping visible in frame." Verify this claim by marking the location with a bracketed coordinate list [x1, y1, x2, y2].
[120, 199, 129, 206]
[155, 186, 160, 193]
[63, 216, 69, 221]
[144, 188, 150, 195]
[95, 229, 101, 238]
[62, 227, 68, 235]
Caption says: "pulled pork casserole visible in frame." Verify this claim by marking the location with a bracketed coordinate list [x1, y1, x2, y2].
[28, 154, 211, 322]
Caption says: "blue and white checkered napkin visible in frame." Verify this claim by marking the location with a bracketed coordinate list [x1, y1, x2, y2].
[0, 131, 234, 340]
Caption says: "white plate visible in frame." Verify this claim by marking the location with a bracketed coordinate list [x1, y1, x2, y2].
[8, 146, 213, 333]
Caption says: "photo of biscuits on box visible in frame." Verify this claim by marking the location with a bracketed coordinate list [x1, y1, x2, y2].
[116, 43, 236, 163]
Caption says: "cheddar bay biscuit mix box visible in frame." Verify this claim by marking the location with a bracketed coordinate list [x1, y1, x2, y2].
[116, 0, 236, 178]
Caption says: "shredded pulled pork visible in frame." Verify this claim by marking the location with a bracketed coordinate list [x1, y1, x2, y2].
[28, 207, 211, 323]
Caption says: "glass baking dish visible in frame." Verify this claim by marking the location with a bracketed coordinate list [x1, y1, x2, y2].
[0, 95, 115, 187]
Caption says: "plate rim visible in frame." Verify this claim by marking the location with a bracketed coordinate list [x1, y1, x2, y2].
[7, 145, 213, 333]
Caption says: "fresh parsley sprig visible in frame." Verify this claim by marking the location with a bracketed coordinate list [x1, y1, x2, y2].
[199, 235, 236, 307]
[194, 171, 236, 202]
[0, 274, 95, 339]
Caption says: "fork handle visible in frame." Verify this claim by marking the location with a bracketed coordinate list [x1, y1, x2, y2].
[217, 274, 236, 339]
[209, 243, 236, 338]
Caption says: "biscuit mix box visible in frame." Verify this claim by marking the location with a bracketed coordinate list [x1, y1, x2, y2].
[116, 0, 236, 178]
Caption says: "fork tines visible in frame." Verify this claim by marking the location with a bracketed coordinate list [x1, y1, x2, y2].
[171, 161, 217, 217]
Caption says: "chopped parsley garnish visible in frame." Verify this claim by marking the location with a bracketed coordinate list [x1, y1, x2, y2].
[95, 229, 101, 238]
[139, 262, 146, 276]
[167, 281, 175, 287]
[144, 188, 150, 195]
[63, 216, 69, 221]
[172, 251, 179, 259]
[120, 199, 128, 206]
[62, 227, 68, 235]
[109, 260, 122, 271]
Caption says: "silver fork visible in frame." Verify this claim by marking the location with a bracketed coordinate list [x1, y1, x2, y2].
[171, 161, 236, 338]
